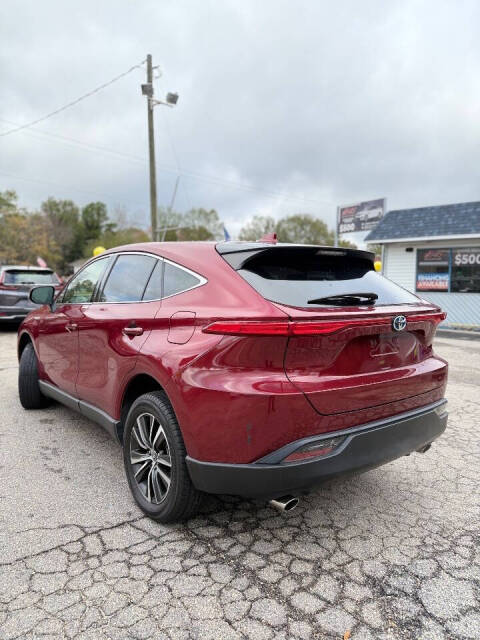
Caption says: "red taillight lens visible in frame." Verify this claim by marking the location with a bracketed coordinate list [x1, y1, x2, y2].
[202, 319, 391, 336]
[290, 317, 391, 335]
[406, 312, 446, 325]
[0, 273, 18, 290]
[203, 312, 446, 337]
[283, 436, 346, 463]
[203, 321, 291, 336]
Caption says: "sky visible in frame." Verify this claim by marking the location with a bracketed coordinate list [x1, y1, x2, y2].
[1, 0, 480, 242]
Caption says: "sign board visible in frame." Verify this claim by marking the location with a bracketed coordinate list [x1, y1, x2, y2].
[416, 248, 449, 292]
[452, 247, 480, 267]
[337, 198, 385, 234]
[451, 247, 480, 293]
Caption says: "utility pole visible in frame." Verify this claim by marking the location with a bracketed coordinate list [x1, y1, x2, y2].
[334, 206, 339, 247]
[146, 54, 158, 241]
[141, 55, 179, 242]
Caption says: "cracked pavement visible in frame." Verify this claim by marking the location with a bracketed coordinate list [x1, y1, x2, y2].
[0, 328, 479, 639]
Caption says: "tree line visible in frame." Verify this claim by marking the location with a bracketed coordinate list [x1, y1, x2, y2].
[0, 188, 355, 274]
[238, 214, 354, 247]
[0, 190, 225, 274]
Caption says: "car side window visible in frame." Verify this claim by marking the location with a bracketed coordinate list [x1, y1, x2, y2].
[61, 258, 111, 304]
[163, 261, 202, 298]
[100, 254, 157, 303]
[143, 260, 163, 301]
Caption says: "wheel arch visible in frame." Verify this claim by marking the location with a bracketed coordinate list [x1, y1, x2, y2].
[118, 373, 170, 443]
[18, 330, 34, 361]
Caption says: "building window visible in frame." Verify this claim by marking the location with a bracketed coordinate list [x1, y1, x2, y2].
[451, 248, 480, 293]
[416, 249, 450, 292]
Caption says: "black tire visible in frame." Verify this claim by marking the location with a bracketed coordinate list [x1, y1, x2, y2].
[18, 343, 49, 410]
[123, 391, 203, 523]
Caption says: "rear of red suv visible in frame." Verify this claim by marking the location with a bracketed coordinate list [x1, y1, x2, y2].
[184, 243, 448, 500]
[18, 241, 447, 522]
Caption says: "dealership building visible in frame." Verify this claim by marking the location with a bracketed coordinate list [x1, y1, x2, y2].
[365, 201, 480, 328]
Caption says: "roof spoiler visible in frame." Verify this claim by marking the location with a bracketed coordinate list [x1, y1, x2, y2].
[216, 242, 375, 271]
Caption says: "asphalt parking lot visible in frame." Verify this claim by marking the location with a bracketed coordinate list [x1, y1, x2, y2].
[0, 329, 479, 640]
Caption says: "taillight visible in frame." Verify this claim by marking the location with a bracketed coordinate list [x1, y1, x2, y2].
[203, 312, 446, 337]
[0, 273, 18, 290]
[203, 320, 291, 336]
[406, 312, 446, 325]
[282, 436, 346, 463]
[290, 317, 391, 335]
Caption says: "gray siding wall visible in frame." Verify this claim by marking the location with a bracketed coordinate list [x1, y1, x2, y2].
[420, 292, 480, 326]
[383, 240, 480, 327]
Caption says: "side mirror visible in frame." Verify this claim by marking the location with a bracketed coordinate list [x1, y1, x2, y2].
[30, 285, 56, 310]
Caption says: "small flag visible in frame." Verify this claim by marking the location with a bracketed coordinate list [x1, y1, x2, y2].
[223, 225, 231, 241]
[37, 257, 47, 268]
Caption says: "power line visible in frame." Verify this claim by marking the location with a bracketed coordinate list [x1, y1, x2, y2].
[159, 107, 193, 211]
[0, 169, 146, 212]
[1, 115, 335, 208]
[0, 118, 146, 165]
[0, 60, 145, 138]
[181, 169, 333, 207]
[0, 127, 335, 209]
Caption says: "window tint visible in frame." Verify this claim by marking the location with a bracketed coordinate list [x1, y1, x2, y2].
[223, 247, 418, 307]
[163, 261, 201, 298]
[62, 258, 110, 304]
[100, 254, 156, 302]
[4, 270, 58, 285]
[143, 260, 163, 300]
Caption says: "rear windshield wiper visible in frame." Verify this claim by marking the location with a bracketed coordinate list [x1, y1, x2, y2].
[307, 292, 378, 306]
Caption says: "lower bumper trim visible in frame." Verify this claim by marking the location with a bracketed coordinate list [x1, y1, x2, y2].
[186, 401, 447, 499]
[0, 313, 29, 320]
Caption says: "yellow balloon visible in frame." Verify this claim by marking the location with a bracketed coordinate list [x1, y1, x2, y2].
[374, 260, 382, 272]
[93, 246, 106, 257]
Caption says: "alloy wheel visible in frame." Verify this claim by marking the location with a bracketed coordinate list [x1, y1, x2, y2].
[129, 412, 172, 504]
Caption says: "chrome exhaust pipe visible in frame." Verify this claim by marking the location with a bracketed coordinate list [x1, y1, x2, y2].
[269, 495, 299, 513]
[416, 443, 432, 454]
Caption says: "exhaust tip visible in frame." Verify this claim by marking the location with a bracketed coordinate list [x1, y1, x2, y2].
[269, 495, 299, 513]
[416, 443, 432, 454]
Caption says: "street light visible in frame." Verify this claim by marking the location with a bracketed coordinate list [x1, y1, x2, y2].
[166, 92, 179, 105]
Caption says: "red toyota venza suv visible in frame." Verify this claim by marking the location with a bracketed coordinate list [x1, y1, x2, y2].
[17, 241, 448, 522]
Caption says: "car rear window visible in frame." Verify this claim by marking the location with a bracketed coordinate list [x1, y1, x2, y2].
[3, 270, 58, 285]
[221, 246, 419, 307]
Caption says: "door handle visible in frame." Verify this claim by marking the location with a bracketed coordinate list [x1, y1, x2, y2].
[65, 323, 78, 332]
[123, 326, 144, 337]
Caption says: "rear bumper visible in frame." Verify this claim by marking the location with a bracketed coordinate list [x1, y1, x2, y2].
[186, 400, 448, 499]
[0, 307, 31, 321]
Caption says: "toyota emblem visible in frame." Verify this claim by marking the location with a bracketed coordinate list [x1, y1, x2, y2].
[392, 315, 407, 332]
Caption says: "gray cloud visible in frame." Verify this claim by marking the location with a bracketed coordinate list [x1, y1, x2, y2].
[1, 0, 479, 238]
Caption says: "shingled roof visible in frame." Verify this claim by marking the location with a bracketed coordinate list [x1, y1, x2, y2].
[365, 201, 480, 243]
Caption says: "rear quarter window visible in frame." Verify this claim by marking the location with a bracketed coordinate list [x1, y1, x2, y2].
[163, 261, 202, 298]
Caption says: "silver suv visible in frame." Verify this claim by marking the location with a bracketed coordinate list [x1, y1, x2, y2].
[0, 265, 62, 322]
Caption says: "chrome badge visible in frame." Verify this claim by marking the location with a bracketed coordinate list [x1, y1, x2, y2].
[392, 315, 407, 332]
